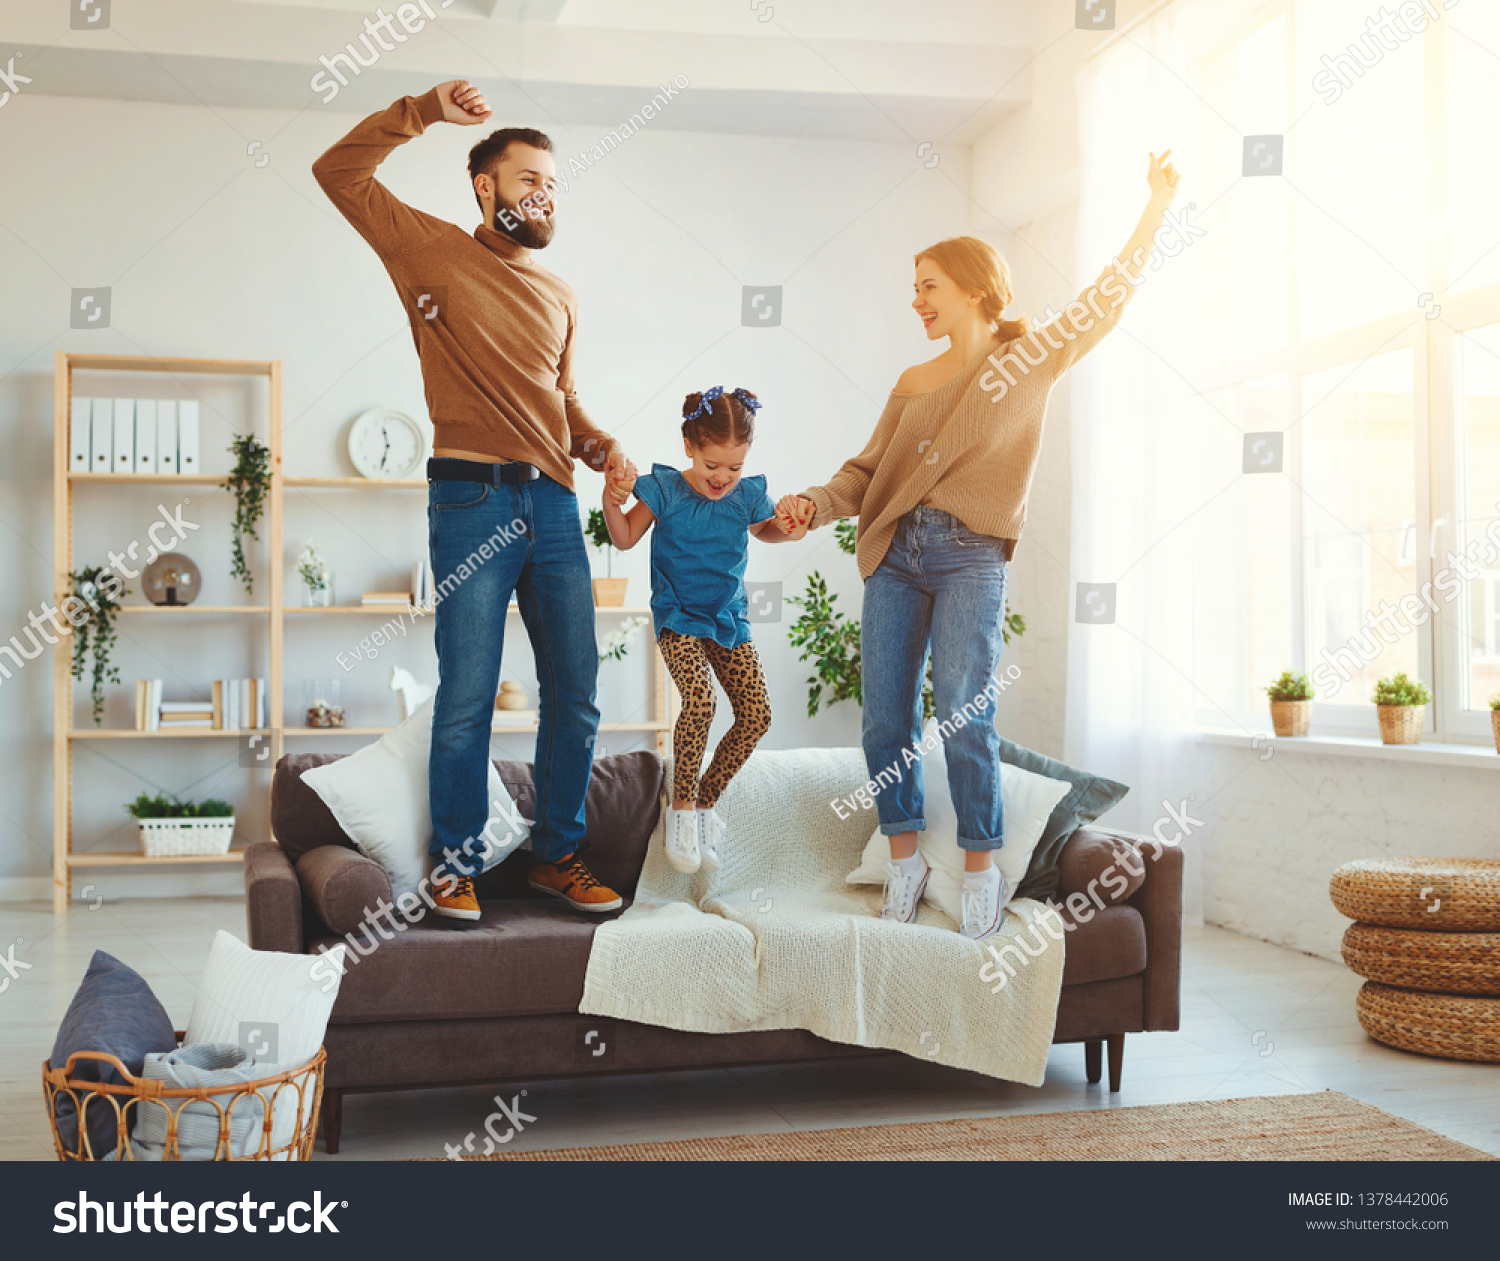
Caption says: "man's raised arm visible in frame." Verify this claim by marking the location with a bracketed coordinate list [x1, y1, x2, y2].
[311, 80, 493, 258]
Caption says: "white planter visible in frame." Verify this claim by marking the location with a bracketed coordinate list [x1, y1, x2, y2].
[138, 817, 235, 858]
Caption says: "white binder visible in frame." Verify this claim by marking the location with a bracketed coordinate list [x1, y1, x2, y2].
[113, 399, 135, 473]
[69, 398, 91, 473]
[157, 400, 178, 475]
[177, 400, 200, 475]
[90, 398, 113, 472]
[133, 399, 157, 474]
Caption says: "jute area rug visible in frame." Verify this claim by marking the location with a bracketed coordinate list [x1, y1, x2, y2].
[456, 1093, 1493, 1161]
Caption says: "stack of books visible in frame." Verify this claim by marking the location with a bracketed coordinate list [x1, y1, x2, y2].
[361, 560, 434, 611]
[133, 678, 267, 730]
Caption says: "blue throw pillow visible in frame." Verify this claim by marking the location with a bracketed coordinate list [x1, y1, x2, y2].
[1004, 739, 1130, 902]
[50, 951, 177, 1159]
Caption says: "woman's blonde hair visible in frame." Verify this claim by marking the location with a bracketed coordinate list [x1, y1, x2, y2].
[913, 235, 1030, 344]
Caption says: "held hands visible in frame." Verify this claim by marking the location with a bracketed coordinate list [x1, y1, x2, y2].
[604, 451, 637, 506]
[1147, 149, 1180, 206]
[774, 494, 814, 539]
[436, 80, 493, 126]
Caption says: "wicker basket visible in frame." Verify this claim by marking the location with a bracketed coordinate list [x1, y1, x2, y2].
[1341, 923, 1500, 996]
[138, 816, 234, 858]
[1329, 857, 1500, 932]
[1376, 703, 1424, 745]
[1269, 700, 1311, 737]
[42, 1038, 325, 1161]
[1355, 982, 1500, 1064]
[1492, 707, 1500, 754]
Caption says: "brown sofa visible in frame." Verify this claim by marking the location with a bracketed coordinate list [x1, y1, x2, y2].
[247, 749, 1182, 1154]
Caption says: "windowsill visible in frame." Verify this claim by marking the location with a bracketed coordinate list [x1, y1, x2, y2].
[1198, 729, 1500, 769]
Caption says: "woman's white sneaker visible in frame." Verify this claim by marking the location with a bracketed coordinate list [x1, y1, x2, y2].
[696, 807, 724, 873]
[880, 852, 929, 923]
[960, 867, 1005, 941]
[664, 806, 701, 874]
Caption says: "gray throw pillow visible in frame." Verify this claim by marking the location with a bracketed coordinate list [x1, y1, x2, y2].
[49, 951, 177, 1159]
[1003, 739, 1130, 902]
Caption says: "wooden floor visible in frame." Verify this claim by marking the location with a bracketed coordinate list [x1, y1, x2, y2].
[2, 900, 1496, 1161]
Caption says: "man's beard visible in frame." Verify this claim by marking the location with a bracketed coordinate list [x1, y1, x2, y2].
[493, 193, 555, 249]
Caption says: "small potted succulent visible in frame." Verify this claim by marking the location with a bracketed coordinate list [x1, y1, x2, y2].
[126, 791, 235, 858]
[585, 509, 628, 608]
[1372, 672, 1431, 745]
[1490, 691, 1500, 754]
[1264, 670, 1314, 737]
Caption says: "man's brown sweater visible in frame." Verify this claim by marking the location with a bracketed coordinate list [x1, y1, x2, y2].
[312, 89, 617, 489]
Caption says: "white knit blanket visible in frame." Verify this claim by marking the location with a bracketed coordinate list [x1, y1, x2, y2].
[580, 746, 1065, 1085]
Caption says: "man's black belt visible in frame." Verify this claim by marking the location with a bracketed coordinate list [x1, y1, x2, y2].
[427, 456, 540, 485]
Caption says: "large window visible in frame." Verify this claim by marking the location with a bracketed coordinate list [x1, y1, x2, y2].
[1192, 0, 1500, 741]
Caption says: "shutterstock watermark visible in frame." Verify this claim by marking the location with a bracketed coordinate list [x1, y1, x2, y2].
[443, 1090, 536, 1158]
[0, 500, 198, 689]
[311, 2, 458, 104]
[1312, 1, 1461, 106]
[980, 206, 1205, 403]
[1309, 502, 1500, 699]
[979, 799, 1201, 992]
[309, 791, 531, 993]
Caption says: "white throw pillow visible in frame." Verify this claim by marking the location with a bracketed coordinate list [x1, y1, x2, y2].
[299, 695, 530, 899]
[846, 720, 1072, 923]
[184, 930, 347, 1158]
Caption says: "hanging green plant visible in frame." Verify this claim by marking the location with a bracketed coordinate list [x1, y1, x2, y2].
[223, 434, 271, 595]
[66, 565, 129, 726]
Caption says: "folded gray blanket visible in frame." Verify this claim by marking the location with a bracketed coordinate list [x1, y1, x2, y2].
[125, 1043, 265, 1161]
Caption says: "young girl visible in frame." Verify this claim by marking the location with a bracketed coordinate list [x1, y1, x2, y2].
[603, 386, 803, 874]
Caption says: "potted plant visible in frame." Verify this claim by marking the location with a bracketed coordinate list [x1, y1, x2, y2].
[1490, 691, 1500, 754]
[125, 791, 235, 858]
[585, 508, 628, 607]
[787, 520, 1025, 719]
[223, 434, 271, 596]
[66, 565, 128, 726]
[1372, 671, 1431, 745]
[1264, 670, 1314, 737]
[296, 539, 333, 608]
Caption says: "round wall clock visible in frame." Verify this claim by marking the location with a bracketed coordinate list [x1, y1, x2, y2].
[347, 408, 429, 480]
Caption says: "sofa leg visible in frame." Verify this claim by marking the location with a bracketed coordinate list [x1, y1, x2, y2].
[1107, 1033, 1124, 1093]
[322, 1087, 343, 1155]
[1084, 1039, 1102, 1084]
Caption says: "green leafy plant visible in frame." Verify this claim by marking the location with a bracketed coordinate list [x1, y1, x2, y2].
[1489, 691, 1500, 711]
[124, 791, 234, 820]
[586, 508, 617, 578]
[66, 565, 128, 725]
[1372, 671, 1431, 707]
[786, 517, 1025, 720]
[223, 434, 271, 595]
[1264, 670, 1315, 702]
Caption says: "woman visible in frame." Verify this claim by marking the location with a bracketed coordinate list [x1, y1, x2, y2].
[778, 150, 1181, 941]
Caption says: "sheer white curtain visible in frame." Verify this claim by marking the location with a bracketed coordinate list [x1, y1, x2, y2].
[1065, 6, 1204, 922]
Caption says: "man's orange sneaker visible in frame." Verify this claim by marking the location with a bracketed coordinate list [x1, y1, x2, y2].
[527, 853, 623, 913]
[433, 873, 481, 921]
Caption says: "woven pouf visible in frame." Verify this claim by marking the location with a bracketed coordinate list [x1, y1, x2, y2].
[1329, 858, 1500, 932]
[1342, 923, 1500, 996]
[1355, 982, 1500, 1063]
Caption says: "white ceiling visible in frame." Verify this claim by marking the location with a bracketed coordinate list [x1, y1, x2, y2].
[2, 0, 1046, 143]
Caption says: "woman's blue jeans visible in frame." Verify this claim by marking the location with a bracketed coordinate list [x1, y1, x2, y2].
[426, 472, 600, 873]
[860, 506, 1010, 851]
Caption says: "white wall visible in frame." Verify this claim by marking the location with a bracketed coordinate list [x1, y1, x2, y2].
[0, 89, 975, 900]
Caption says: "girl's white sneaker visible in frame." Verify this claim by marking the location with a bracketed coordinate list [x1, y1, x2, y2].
[960, 867, 1005, 941]
[880, 853, 929, 923]
[696, 807, 724, 873]
[664, 806, 701, 874]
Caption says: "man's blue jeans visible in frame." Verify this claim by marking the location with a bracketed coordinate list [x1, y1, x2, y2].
[426, 472, 600, 873]
[860, 506, 1009, 851]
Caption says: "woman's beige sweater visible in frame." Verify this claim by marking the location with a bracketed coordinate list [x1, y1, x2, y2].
[801, 262, 1138, 579]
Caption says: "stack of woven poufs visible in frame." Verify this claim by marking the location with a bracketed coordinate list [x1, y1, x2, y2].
[1330, 858, 1500, 1063]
